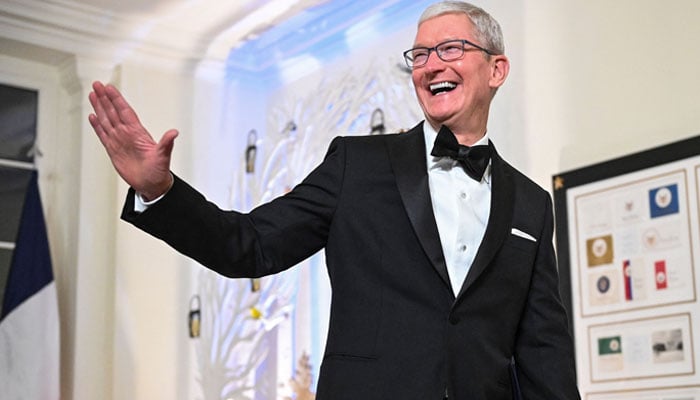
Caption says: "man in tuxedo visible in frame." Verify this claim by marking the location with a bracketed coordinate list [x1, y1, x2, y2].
[88, 1, 580, 399]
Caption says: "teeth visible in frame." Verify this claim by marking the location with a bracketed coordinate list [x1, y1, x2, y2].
[430, 82, 457, 94]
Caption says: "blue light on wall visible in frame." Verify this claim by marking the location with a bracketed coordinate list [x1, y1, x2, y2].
[225, 0, 433, 87]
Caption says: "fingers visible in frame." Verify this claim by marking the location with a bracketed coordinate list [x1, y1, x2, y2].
[88, 81, 142, 134]
[104, 84, 142, 125]
[97, 83, 127, 131]
[88, 85, 115, 151]
[88, 112, 109, 146]
[88, 83, 113, 136]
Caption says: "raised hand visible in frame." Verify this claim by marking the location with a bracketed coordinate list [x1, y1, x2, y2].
[88, 81, 178, 200]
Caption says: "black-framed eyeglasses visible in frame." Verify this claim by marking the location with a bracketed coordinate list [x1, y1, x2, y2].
[403, 39, 494, 68]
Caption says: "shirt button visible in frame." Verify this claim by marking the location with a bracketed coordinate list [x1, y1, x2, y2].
[460, 192, 467, 199]
[460, 245, 467, 252]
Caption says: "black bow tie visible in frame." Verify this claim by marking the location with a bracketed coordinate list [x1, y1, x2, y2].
[430, 125, 491, 182]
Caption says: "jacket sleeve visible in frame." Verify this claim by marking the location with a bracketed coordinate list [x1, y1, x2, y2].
[120, 137, 347, 278]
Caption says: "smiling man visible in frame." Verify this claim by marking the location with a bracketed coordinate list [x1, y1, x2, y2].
[88, 1, 580, 399]
[408, 6, 509, 146]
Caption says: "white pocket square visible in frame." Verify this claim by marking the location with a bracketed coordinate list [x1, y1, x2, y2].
[511, 228, 537, 242]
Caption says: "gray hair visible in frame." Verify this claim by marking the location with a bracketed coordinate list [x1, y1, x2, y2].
[419, 1, 505, 55]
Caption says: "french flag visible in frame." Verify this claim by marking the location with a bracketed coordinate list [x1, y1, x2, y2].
[0, 171, 60, 399]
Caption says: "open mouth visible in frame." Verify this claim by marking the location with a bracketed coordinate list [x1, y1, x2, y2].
[429, 81, 457, 95]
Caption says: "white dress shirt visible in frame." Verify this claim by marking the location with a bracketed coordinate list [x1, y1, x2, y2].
[423, 123, 491, 297]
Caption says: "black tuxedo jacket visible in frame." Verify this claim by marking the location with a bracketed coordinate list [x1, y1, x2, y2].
[122, 122, 580, 400]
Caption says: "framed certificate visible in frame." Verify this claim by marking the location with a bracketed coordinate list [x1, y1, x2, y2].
[553, 135, 700, 395]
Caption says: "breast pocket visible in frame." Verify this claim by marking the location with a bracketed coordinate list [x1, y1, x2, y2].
[503, 232, 538, 256]
[491, 234, 539, 291]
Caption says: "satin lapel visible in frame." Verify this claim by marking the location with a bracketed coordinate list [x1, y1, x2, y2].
[457, 141, 515, 299]
[388, 124, 452, 290]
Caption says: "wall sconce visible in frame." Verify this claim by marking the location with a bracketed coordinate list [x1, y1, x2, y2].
[370, 108, 385, 135]
[188, 295, 201, 338]
[245, 129, 258, 174]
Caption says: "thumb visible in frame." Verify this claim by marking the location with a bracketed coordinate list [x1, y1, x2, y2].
[158, 129, 179, 158]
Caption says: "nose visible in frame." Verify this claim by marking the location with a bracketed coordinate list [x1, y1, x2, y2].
[423, 50, 446, 72]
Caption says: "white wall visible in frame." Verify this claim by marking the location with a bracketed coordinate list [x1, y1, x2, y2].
[521, 0, 700, 187]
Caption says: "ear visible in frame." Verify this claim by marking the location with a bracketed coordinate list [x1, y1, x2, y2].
[489, 55, 510, 89]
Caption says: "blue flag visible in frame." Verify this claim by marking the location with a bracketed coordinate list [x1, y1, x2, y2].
[649, 184, 680, 218]
[0, 170, 60, 399]
[1, 171, 54, 320]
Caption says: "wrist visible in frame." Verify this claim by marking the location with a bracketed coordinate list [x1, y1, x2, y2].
[139, 173, 174, 201]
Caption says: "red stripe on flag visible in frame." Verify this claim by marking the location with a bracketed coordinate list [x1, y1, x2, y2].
[655, 260, 667, 290]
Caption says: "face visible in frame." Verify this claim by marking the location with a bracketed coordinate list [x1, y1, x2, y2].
[411, 13, 509, 134]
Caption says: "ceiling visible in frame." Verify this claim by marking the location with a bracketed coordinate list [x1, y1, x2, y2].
[0, 0, 430, 76]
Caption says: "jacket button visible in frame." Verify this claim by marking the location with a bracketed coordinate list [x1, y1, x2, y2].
[449, 316, 459, 325]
